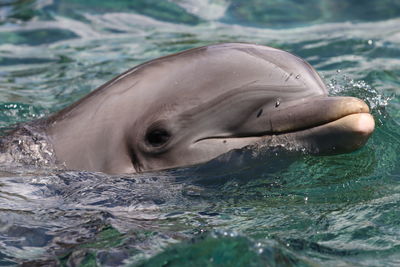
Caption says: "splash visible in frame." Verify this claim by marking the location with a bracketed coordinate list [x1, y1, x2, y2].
[327, 74, 392, 124]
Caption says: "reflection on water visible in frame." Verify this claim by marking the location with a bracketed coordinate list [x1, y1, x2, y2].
[0, 0, 400, 266]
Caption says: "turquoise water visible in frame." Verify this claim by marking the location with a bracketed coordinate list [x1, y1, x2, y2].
[0, 0, 399, 266]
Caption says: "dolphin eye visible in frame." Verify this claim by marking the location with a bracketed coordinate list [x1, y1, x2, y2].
[145, 129, 171, 147]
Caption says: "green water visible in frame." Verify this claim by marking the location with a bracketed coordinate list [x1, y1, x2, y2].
[0, 0, 399, 266]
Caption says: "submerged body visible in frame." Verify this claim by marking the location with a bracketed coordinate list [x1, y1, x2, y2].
[0, 43, 374, 174]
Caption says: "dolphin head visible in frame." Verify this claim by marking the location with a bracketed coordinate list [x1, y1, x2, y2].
[47, 43, 374, 174]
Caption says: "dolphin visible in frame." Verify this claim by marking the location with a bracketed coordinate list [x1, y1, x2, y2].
[0, 43, 374, 174]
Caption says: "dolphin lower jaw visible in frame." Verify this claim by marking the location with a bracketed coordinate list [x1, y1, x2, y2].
[260, 112, 375, 155]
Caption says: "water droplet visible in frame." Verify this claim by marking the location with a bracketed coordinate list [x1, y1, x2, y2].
[337, 69, 341, 73]
[275, 99, 280, 107]
[295, 74, 300, 79]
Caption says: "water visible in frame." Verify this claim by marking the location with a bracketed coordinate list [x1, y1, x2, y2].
[0, 0, 399, 266]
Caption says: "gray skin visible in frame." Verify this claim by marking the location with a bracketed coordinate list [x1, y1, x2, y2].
[40, 43, 374, 174]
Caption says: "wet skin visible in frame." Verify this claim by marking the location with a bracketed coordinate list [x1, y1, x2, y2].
[43, 43, 374, 174]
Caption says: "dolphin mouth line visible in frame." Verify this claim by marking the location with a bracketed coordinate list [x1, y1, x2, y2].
[194, 96, 373, 144]
[195, 111, 370, 143]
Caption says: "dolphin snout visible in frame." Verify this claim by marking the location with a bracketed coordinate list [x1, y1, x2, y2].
[275, 104, 375, 155]
[268, 96, 371, 133]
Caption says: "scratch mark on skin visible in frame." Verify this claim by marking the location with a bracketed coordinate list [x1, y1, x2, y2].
[285, 73, 293, 82]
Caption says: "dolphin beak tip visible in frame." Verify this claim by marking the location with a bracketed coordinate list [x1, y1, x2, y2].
[356, 97, 371, 113]
[354, 112, 375, 138]
[339, 97, 370, 115]
[334, 112, 375, 153]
